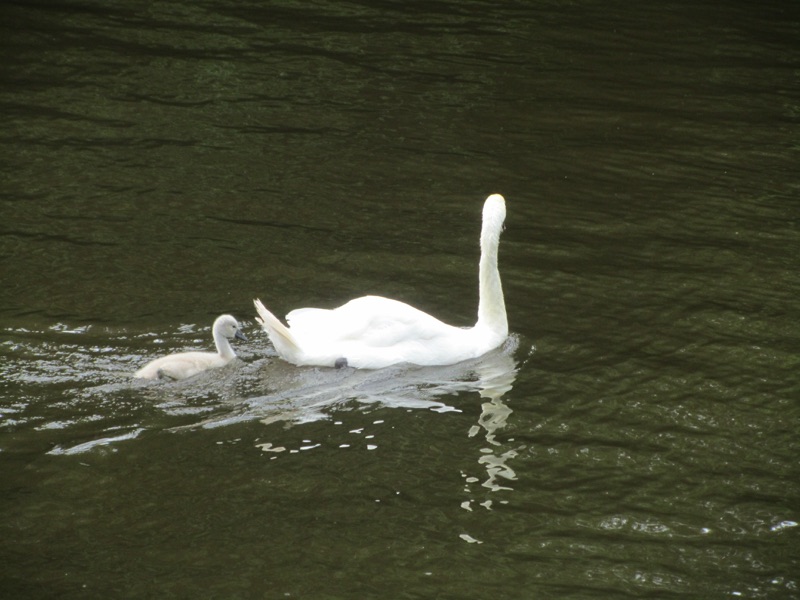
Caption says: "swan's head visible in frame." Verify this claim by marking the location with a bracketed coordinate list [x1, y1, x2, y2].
[482, 194, 506, 232]
[214, 314, 247, 342]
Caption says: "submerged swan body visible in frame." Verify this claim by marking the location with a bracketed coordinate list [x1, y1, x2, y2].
[254, 194, 508, 370]
[134, 314, 247, 380]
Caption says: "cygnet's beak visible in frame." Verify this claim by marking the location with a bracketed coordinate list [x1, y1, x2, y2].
[235, 330, 247, 342]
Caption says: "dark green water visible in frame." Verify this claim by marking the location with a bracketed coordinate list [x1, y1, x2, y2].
[2, 1, 799, 598]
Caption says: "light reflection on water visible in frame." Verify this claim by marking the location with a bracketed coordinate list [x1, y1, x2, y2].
[1, 322, 525, 459]
[2, 0, 799, 597]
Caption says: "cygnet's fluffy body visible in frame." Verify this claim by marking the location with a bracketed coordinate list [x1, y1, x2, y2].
[134, 314, 246, 380]
[254, 193, 508, 369]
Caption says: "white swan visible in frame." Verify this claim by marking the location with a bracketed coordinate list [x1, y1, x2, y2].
[134, 314, 247, 380]
[254, 193, 508, 369]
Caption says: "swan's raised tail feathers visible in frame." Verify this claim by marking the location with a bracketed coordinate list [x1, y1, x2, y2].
[253, 299, 301, 358]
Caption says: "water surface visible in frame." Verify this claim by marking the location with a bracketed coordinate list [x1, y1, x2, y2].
[2, 0, 799, 598]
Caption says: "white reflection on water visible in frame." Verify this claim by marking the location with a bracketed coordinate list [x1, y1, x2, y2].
[179, 335, 522, 433]
[468, 350, 519, 492]
[48, 427, 145, 455]
[3, 321, 527, 459]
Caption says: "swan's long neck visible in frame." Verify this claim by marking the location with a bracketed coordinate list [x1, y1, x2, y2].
[476, 197, 508, 337]
[213, 327, 236, 360]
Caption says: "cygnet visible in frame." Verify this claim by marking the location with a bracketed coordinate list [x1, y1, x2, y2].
[134, 314, 246, 380]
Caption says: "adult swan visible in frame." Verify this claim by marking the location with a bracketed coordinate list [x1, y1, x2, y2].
[254, 193, 508, 369]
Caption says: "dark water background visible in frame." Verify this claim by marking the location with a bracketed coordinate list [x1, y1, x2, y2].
[2, 0, 799, 598]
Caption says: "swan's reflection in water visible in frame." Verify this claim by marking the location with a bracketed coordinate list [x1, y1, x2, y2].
[185, 336, 521, 432]
[40, 333, 523, 464]
[176, 336, 522, 500]
[468, 352, 518, 494]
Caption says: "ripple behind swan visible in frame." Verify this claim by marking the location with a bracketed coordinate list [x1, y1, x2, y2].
[1, 322, 525, 457]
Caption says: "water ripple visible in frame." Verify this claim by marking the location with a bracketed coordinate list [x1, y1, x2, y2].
[1, 322, 524, 458]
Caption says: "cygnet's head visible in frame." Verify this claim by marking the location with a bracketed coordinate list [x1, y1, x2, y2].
[214, 314, 247, 341]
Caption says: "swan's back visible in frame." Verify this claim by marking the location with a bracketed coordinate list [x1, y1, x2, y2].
[134, 351, 228, 380]
[287, 296, 459, 347]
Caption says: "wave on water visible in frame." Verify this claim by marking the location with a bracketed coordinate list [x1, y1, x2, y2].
[1, 323, 528, 456]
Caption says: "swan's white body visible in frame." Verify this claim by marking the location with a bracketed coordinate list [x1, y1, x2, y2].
[254, 193, 508, 369]
[134, 314, 246, 380]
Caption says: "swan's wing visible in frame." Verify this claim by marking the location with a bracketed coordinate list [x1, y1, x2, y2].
[285, 308, 335, 332]
[134, 352, 224, 380]
[287, 296, 460, 348]
[157, 352, 218, 380]
[285, 307, 356, 348]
